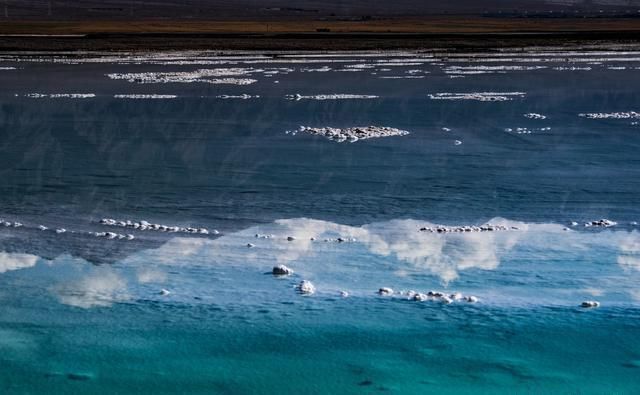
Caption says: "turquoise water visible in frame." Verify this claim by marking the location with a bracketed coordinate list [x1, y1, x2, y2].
[1, 49, 640, 393]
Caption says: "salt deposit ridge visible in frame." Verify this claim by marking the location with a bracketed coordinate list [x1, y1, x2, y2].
[580, 111, 640, 120]
[428, 92, 526, 101]
[285, 94, 378, 101]
[290, 126, 409, 142]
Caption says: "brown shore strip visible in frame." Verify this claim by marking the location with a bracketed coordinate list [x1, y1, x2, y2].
[1, 18, 640, 51]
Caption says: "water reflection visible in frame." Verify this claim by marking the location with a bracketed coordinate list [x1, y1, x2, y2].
[1, 218, 640, 308]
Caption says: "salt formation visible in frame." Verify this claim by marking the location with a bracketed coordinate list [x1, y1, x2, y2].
[553, 66, 592, 71]
[216, 94, 259, 99]
[114, 94, 177, 99]
[99, 218, 214, 235]
[419, 223, 518, 233]
[581, 300, 600, 308]
[379, 76, 425, 79]
[272, 265, 294, 276]
[579, 112, 640, 120]
[428, 92, 526, 101]
[504, 127, 552, 134]
[443, 65, 547, 75]
[584, 219, 617, 228]
[296, 280, 316, 295]
[294, 126, 409, 143]
[106, 69, 259, 85]
[524, 113, 547, 120]
[285, 94, 378, 101]
[25, 93, 95, 99]
[411, 293, 429, 301]
[406, 290, 478, 303]
[2, 221, 22, 227]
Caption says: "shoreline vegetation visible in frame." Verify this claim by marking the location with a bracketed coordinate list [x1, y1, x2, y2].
[1, 18, 640, 51]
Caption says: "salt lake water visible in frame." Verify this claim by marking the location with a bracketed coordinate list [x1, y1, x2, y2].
[1, 48, 640, 393]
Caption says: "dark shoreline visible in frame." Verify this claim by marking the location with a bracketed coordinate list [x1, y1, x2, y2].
[2, 31, 640, 52]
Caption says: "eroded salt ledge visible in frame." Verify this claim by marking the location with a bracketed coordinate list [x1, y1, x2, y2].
[290, 126, 409, 143]
[428, 92, 526, 101]
[285, 94, 379, 101]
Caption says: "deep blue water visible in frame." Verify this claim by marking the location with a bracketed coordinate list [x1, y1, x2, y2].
[1, 49, 640, 393]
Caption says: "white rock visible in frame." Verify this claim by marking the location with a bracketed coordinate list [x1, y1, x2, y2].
[412, 293, 429, 301]
[450, 292, 464, 301]
[272, 265, 294, 276]
[296, 280, 315, 295]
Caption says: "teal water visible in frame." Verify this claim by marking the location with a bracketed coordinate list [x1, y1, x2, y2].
[1, 49, 640, 393]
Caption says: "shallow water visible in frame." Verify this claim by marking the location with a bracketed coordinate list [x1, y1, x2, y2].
[1, 49, 640, 393]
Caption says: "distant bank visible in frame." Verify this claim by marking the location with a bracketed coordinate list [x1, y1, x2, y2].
[1, 18, 640, 51]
